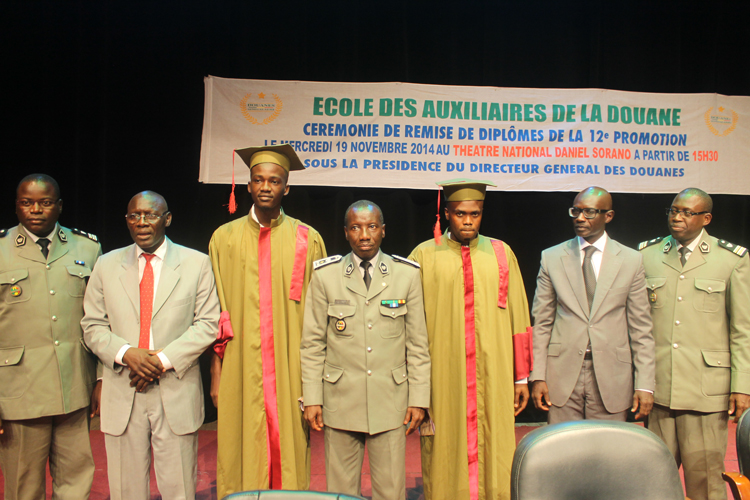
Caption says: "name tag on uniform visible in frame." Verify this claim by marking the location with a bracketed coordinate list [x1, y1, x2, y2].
[381, 299, 406, 308]
[335, 299, 351, 305]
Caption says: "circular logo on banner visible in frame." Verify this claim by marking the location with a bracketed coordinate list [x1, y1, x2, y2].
[240, 92, 283, 125]
[704, 107, 738, 137]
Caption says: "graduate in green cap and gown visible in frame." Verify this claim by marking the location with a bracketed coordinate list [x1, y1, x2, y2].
[209, 145, 326, 498]
[408, 179, 533, 500]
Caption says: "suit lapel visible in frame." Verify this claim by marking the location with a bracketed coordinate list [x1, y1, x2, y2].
[662, 236, 683, 273]
[561, 238, 590, 318]
[153, 239, 180, 318]
[681, 232, 710, 274]
[366, 254, 390, 301]
[344, 253, 367, 298]
[14, 226, 46, 264]
[119, 245, 140, 316]
[589, 238, 623, 319]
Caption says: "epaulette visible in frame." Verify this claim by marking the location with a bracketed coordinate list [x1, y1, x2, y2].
[71, 228, 99, 242]
[638, 237, 664, 250]
[717, 239, 748, 258]
[0, 228, 7, 238]
[392, 255, 420, 268]
[313, 255, 342, 270]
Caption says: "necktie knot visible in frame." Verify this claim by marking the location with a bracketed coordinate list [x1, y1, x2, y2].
[360, 260, 372, 290]
[583, 245, 597, 260]
[37, 238, 50, 259]
[142, 253, 155, 263]
[678, 247, 689, 267]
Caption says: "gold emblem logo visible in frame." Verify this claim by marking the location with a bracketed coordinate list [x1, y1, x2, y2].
[705, 106, 738, 136]
[240, 92, 283, 125]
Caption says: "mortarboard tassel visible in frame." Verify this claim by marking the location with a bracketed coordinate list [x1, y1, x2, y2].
[433, 189, 442, 244]
[228, 149, 237, 214]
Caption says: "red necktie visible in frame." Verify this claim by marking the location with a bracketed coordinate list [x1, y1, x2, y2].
[138, 254, 156, 349]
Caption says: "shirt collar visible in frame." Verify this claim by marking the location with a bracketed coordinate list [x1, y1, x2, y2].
[25, 223, 58, 243]
[675, 229, 704, 253]
[351, 250, 381, 268]
[136, 238, 168, 260]
[578, 232, 608, 253]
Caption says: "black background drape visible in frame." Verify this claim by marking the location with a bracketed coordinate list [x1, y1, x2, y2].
[4, 0, 750, 422]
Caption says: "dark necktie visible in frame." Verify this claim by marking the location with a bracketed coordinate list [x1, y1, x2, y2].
[37, 238, 50, 259]
[583, 246, 598, 312]
[139, 254, 156, 349]
[360, 260, 372, 290]
[679, 247, 689, 267]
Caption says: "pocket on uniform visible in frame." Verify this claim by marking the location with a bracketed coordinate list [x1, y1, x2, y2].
[379, 302, 407, 339]
[693, 279, 726, 313]
[322, 362, 344, 412]
[327, 304, 356, 338]
[391, 362, 408, 412]
[701, 349, 730, 397]
[0, 269, 31, 304]
[645, 277, 667, 310]
[0, 346, 26, 399]
[66, 265, 91, 297]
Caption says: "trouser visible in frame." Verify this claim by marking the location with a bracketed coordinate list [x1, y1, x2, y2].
[648, 404, 728, 500]
[0, 407, 94, 500]
[324, 425, 406, 500]
[104, 383, 199, 500]
[548, 358, 628, 424]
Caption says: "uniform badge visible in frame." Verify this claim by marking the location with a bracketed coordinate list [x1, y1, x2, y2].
[335, 319, 346, 332]
[15, 234, 26, 247]
[9, 285, 22, 297]
[663, 241, 672, 253]
[381, 299, 406, 308]
[75, 260, 86, 266]
[649, 291, 657, 303]
[58, 228, 67, 243]
[700, 241, 710, 253]
[344, 263, 354, 276]
[379, 262, 388, 275]
[334, 299, 351, 305]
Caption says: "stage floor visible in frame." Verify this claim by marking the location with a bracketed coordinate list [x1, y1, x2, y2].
[0, 423, 740, 499]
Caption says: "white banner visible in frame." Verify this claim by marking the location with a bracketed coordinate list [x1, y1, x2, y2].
[199, 76, 750, 194]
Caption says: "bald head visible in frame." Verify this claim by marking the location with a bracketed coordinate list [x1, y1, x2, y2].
[574, 186, 612, 210]
[344, 200, 384, 227]
[674, 188, 712, 213]
[126, 191, 172, 253]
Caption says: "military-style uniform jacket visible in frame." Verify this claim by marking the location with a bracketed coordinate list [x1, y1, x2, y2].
[300, 252, 431, 435]
[640, 231, 750, 412]
[0, 224, 101, 420]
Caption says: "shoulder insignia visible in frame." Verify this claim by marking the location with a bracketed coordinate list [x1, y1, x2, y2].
[58, 228, 67, 243]
[638, 237, 664, 251]
[71, 228, 98, 242]
[0, 228, 6, 238]
[392, 254, 420, 268]
[718, 239, 748, 257]
[314, 255, 342, 270]
[15, 234, 26, 247]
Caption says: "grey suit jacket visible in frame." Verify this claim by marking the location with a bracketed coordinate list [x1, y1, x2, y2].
[81, 238, 220, 436]
[529, 236, 655, 413]
[300, 252, 431, 435]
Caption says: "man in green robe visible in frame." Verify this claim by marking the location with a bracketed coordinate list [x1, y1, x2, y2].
[209, 145, 326, 498]
[408, 179, 533, 500]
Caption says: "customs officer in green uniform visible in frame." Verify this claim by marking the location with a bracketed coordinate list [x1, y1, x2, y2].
[640, 188, 750, 500]
[0, 174, 102, 500]
[301, 200, 431, 500]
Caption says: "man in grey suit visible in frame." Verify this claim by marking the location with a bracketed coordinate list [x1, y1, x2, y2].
[0, 174, 101, 500]
[641, 188, 750, 500]
[82, 191, 220, 500]
[529, 186, 655, 424]
[300, 200, 431, 500]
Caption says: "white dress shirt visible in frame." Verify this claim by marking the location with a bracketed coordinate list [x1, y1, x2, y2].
[577, 232, 608, 278]
[115, 239, 172, 370]
[351, 250, 380, 279]
[674, 229, 704, 262]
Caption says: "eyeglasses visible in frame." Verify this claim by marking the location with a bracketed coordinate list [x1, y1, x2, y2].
[17, 199, 59, 209]
[125, 212, 169, 223]
[568, 207, 610, 219]
[665, 208, 709, 218]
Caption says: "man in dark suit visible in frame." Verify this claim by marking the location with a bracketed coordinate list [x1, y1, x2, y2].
[82, 191, 220, 500]
[530, 186, 655, 423]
